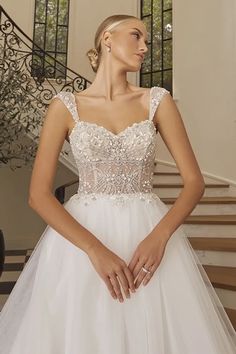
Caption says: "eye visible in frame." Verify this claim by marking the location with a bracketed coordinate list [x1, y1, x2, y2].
[133, 32, 140, 39]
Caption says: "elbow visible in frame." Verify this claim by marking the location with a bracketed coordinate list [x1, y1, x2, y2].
[197, 175, 206, 194]
[28, 194, 38, 209]
[28, 191, 51, 209]
[193, 178, 206, 196]
[185, 175, 205, 195]
[199, 180, 205, 197]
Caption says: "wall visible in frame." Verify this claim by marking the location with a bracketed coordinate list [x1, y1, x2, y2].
[0, 0, 34, 35]
[170, 0, 236, 183]
[0, 163, 77, 249]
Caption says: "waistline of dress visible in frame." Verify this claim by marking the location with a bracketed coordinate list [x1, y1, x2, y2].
[69, 191, 161, 207]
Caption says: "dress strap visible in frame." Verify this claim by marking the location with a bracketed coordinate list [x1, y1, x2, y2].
[149, 86, 170, 122]
[52, 91, 79, 123]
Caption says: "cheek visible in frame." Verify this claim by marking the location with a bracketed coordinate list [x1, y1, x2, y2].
[112, 38, 137, 62]
[128, 36, 137, 46]
[115, 41, 133, 57]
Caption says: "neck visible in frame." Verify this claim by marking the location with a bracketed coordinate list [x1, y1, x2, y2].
[88, 59, 132, 101]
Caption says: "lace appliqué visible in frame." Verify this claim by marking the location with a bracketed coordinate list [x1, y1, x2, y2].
[70, 120, 158, 200]
[53, 86, 170, 206]
[149, 87, 170, 121]
[53, 91, 78, 121]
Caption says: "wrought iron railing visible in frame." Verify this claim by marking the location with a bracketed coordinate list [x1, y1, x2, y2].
[0, 5, 91, 109]
[0, 5, 91, 170]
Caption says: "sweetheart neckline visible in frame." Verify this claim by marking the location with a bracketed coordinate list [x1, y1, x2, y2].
[68, 118, 156, 139]
[69, 87, 155, 139]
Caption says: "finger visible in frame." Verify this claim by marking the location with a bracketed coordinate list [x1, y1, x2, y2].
[116, 270, 131, 299]
[135, 263, 154, 289]
[109, 274, 124, 302]
[140, 264, 156, 287]
[123, 267, 136, 293]
[143, 271, 153, 286]
[133, 259, 144, 279]
[103, 275, 117, 299]
[128, 251, 139, 272]
[134, 269, 147, 289]
[143, 264, 157, 286]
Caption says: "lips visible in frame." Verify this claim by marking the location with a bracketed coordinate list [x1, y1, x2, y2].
[136, 54, 144, 61]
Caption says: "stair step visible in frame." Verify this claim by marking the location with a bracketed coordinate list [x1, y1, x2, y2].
[154, 171, 180, 176]
[153, 182, 229, 188]
[0, 281, 16, 294]
[185, 215, 236, 225]
[188, 237, 236, 252]
[4, 249, 28, 256]
[202, 265, 236, 291]
[161, 196, 236, 205]
[224, 307, 236, 330]
[215, 288, 236, 311]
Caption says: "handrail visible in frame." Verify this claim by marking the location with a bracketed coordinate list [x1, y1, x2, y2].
[0, 5, 91, 82]
[0, 4, 91, 108]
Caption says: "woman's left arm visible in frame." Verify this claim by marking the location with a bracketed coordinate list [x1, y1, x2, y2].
[151, 92, 205, 242]
[128, 92, 205, 287]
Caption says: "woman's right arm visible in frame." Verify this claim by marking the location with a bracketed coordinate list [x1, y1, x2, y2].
[28, 96, 135, 301]
[28, 96, 101, 254]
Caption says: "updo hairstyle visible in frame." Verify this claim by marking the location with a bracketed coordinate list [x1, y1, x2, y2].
[86, 14, 138, 73]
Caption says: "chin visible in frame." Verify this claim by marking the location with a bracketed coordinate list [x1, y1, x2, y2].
[126, 62, 141, 72]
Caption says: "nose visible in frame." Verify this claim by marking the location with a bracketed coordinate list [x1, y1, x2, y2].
[139, 47, 148, 58]
[140, 41, 148, 54]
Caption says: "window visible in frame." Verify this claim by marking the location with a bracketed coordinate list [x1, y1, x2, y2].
[32, 0, 70, 79]
[140, 0, 172, 93]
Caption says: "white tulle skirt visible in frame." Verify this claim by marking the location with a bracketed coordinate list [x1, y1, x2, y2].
[0, 192, 235, 354]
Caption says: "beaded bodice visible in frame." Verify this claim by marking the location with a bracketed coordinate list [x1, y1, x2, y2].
[53, 86, 170, 205]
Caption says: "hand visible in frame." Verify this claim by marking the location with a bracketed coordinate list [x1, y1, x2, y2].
[86, 242, 136, 302]
[128, 233, 167, 289]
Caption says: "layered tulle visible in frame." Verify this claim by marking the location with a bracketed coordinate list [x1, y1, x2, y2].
[0, 193, 235, 353]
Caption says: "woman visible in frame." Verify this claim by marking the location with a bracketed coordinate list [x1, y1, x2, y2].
[0, 14, 235, 354]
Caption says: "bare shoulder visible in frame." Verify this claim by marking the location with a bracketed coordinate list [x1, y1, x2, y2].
[74, 88, 91, 98]
[128, 84, 151, 105]
[129, 84, 150, 96]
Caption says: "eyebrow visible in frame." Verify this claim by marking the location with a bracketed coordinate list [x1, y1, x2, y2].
[131, 27, 148, 44]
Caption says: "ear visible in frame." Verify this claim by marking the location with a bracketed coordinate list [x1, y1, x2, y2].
[102, 31, 112, 48]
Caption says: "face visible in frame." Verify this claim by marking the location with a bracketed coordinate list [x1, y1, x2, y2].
[102, 19, 149, 72]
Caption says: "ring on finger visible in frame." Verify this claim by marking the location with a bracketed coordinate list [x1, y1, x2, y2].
[142, 265, 152, 274]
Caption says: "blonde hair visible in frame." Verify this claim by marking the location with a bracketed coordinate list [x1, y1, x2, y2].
[86, 14, 139, 73]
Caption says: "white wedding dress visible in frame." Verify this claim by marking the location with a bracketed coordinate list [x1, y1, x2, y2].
[0, 86, 235, 354]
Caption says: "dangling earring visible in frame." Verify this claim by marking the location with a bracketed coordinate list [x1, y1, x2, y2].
[107, 46, 111, 52]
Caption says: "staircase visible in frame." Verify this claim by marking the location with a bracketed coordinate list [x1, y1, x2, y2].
[154, 163, 236, 330]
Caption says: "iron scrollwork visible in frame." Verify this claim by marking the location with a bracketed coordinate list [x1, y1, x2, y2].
[0, 5, 91, 170]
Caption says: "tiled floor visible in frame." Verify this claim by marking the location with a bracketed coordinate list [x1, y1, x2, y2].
[0, 249, 33, 311]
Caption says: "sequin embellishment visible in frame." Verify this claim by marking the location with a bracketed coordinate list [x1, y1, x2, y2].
[52, 86, 170, 206]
